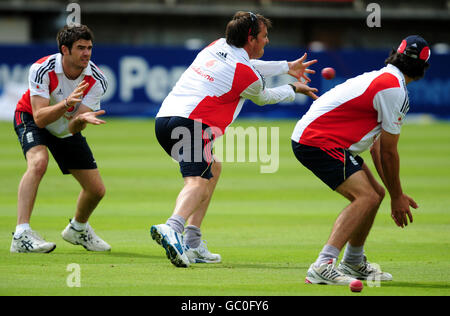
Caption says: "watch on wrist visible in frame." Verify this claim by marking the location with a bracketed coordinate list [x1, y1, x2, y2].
[288, 83, 296, 93]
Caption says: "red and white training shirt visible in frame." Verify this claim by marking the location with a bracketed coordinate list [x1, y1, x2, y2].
[291, 64, 409, 155]
[156, 38, 295, 134]
[15, 53, 108, 138]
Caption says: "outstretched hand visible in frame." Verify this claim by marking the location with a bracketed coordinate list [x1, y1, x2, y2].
[67, 80, 89, 108]
[78, 110, 106, 126]
[291, 82, 319, 100]
[288, 53, 317, 83]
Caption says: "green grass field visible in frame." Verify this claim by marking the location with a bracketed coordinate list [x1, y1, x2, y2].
[0, 118, 449, 296]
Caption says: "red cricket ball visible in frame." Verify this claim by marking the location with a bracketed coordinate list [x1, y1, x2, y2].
[321, 67, 336, 80]
[349, 279, 364, 293]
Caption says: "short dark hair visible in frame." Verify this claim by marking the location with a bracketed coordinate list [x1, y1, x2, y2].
[225, 11, 272, 48]
[56, 24, 94, 55]
[385, 49, 429, 81]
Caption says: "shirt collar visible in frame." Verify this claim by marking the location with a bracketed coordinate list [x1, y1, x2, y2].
[236, 47, 250, 62]
[386, 64, 405, 83]
[224, 38, 250, 62]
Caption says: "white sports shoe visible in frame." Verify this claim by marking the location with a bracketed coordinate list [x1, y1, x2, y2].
[338, 256, 393, 281]
[61, 222, 111, 252]
[150, 224, 190, 268]
[10, 229, 56, 253]
[185, 240, 221, 264]
[305, 259, 357, 285]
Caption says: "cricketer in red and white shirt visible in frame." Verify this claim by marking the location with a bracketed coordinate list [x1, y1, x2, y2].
[11, 25, 110, 254]
[292, 35, 430, 285]
[151, 12, 318, 268]
[16, 52, 107, 138]
[292, 63, 409, 156]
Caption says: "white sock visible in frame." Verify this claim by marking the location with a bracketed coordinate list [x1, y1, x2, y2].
[14, 223, 31, 238]
[184, 225, 202, 248]
[342, 243, 365, 265]
[314, 244, 341, 268]
[165, 214, 186, 234]
[71, 218, 87, 231]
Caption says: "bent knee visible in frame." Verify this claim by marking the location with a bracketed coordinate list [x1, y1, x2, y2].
[213, 160, 222, 173]
[365, 190, 383, 209]
[88, 184, 106, 200]
[377, 187, 386, 203]
[185, 178, 210, 201]
[28, 158, 48, 177]
[96, 185, 106, 199]
[196, 183, 210, 201]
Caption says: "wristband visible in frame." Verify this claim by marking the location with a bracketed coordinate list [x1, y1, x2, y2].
[288, 83, 296, 93]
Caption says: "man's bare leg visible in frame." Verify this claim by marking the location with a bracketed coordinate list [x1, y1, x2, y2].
[183, 160, 221, 249]
[61, 168, 110, 252]
[187, 160, 221, 228]
[16, 146, 48, 226]
[70, 168, 106, 223]
[315, 170, 382, 267]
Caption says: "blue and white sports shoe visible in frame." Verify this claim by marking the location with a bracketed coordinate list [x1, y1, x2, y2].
[185, 240, 221, 264]
[150, 224, 190, 268]
[10, 229, 56, 253]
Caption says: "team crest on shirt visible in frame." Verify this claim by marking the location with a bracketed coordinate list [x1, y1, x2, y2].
[34, 84, 45, 93]
[394, 115, 404, 125]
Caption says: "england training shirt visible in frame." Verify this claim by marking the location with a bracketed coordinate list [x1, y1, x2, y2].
[157, 38, 296, 135]
[15, 53, 108, 138]
[291, 64, 409, 155]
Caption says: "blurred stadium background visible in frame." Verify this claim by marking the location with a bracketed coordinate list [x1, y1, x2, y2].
[0, 0, 449, 121]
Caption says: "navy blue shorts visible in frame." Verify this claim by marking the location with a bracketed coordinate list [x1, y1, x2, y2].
[14, 111, 97, 175]
[155, 116, 217, 179]
[291, 140, 364, 190]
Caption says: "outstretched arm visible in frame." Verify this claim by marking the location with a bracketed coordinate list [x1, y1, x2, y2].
[241, 80, 318, 106]
[370, 136, 387, 187]
[379, 129, 418, 228]
[250, 53, 317, 82]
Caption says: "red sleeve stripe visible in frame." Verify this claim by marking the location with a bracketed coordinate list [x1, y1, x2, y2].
[35, 55, 52, 64]
[82, 75, 97, 97]
[34, 58, 56, 84]
[48, 71, 59, 94]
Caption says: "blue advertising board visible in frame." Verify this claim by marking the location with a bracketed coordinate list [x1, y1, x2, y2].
[1, 43, 449, 119]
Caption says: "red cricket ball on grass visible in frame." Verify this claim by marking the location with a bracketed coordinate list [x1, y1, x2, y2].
[349, 279, 364, 293]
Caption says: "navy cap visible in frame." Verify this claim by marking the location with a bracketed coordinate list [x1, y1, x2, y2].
[397, 35, 431, 62]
